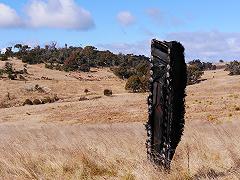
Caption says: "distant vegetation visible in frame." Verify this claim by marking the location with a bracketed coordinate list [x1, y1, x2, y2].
[187, 64, 204, 85]
[1, 42, 150, 92]
[187, 60, 206, 85]
[113, 56, 150, 92]
[186, 59, 226, 85]
[0, 62, 28, 80]
[1, 43, 234, 92]
[225, 61, 240, 75]
[188, 59, 216, 71]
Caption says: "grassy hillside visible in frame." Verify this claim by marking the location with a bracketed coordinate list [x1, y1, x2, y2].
[0, 58, 239, 179]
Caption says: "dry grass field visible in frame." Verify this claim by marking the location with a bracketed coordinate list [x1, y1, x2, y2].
[0, 59, 240, 179]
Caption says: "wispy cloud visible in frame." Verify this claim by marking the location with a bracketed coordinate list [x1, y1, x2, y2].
[117, 11, 135, 27]
[0, 3, 22, 28]
[167, 31, 240, 61]
[98, 31, 240, 61]
[0, 0, 95, 30]
[145, 7, 185, 27]
[145, 8, 164, 25]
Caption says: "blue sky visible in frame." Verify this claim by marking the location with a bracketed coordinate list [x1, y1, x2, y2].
[0, 0, 240, 61]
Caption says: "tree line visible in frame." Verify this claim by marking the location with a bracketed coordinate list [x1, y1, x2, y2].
[0, 43, 238, 92]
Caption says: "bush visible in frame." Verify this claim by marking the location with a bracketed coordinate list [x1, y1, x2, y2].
[42, 97, 51, 104]
[4, 62, 14, 74]
[45, 63, 54, 69]
[225, 61, 240, 75]
[112, 66, 135, 79]
[35, 84, 45, 93]
[4, 62, 17, 80]
[23, 68, 28, 74]
[33, 99, 42, 105]
[0, 54, 8, 61]
[79, 64, 90, 72]
[22, 54, 35, 64]
[125, 75, 144, 92]
[19, 75, 26, 81]
[79, 96, 89, 101]
[53, 94, 59, 102]
[84, 89, 89, 95]
[211, 65, 217, 70]
[189, 60, 204, 70]
[1, 62, 28, 80]
[104, 89, 112, 96]
[0, 69, 4, 77]
[187, 65, 204, 85]
[188, 59, 215, 70]
[8, 73, 17, 80]
[23, 99, 33, 106]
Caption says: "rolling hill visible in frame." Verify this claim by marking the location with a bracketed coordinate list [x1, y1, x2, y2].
[0, 58, 239, 179]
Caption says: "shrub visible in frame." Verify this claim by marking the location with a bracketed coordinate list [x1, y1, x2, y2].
[136, 61, 149, 76]
[3, 62, 17, 80]
[79, 64, 90, 72]
[104, 89, 112, 96]
[8, 73, 17, 80]
[4, 62, 14, 74]
[22, 54, 35, 64]
[188, 59, 215, 70]
[84, 89, 89, 95]
[45, 63, 54, 69]
[1, 54, 8, 61]
[64, 53, 78, 71]
[189, 59, 204, 70]
[23, 68, 28, 74]
[79, 96, 89, 101]
[53, 94, 59, 101]
[187, 65, 204, 85]
[211, 65, 217, 70]
[112, 66, 135, 79]
[235, 106, 240, 111]
[35, 84, 45, 93]
[125, 75, 144, 92]
[33, 99, 42, 105]
[23, 99, 33, 106]
[42, 96, 51, 104]
[225, 61, 240, 75]
[0, 69, 4, 77]
[19, 75, 26, 81]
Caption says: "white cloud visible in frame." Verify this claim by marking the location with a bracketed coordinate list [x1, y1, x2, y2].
[25, 0, 95, 30]
[166, 31, 240, 61]
[0, 3, 22, 28]
[117, 11, 135, 26]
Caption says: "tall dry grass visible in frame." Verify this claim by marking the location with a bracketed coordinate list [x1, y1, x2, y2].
[0, 61, 240, 179]
[0, 122, 240, 179]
